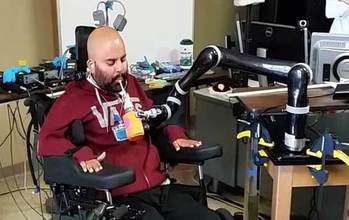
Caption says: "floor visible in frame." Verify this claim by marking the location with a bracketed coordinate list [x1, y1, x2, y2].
[0, 172, 52, 220]
[0, 164, 243, 220]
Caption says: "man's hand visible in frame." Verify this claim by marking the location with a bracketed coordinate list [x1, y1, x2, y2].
[79, 152, 106, 173]
[172, 139, 202, 151]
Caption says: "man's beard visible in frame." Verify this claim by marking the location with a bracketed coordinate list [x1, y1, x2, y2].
[93, 64, 126, 93]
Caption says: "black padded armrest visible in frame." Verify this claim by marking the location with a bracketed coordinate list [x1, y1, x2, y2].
[151, 130, 222, 164]
[43, 156, 135, 190]
[161, 144, 223, 164]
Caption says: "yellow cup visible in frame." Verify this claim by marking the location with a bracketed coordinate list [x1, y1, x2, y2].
[122, 111, 144, 141]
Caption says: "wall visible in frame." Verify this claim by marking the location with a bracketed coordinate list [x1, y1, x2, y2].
[0, 0, 57, 69]
[189, 0, 236, 123]
[0, 0, 57, 168]
[57, 0, 194, 65]
[194, 0, 236, 57]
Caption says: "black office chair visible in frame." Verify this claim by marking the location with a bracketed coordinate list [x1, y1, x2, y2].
[24, 94, 234, 220]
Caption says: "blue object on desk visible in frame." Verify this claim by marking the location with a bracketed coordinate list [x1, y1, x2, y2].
[131, 56, 156, 77]
[139, 56, 154, 72]
[158, 62, 182, 73]
[52, 56, 68, 69]
[3, 66, 31, 83]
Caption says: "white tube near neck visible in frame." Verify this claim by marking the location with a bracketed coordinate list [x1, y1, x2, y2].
[119, 81, 133, 111]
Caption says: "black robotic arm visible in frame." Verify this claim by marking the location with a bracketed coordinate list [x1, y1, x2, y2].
[141, 45, 313, 152]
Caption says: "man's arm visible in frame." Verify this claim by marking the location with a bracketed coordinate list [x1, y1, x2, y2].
[162, 124, 202, 151]
[38, 94, 104, 173]
[130, 74, 202, 149]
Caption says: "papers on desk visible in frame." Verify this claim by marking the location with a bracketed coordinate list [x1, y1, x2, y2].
[144, 78, 168, 89]
[155, 71, 187, 81]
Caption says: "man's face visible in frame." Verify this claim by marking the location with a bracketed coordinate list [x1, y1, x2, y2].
[90, 41, 128, 93]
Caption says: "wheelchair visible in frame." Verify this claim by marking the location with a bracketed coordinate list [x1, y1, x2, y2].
[24, 93, 234, 220]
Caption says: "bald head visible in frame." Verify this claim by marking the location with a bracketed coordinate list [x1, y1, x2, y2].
[87, 26, 125, 61]
[86, 27, 128, 92]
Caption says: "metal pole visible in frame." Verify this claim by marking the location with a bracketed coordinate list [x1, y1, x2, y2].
[303, 27, 309, 64]
[198, 165, 208, 207]
[105, 190, 113, 205]
[244, 113, 259, 220]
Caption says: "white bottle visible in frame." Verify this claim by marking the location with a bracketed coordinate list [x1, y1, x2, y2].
[179, 39, 194, 69]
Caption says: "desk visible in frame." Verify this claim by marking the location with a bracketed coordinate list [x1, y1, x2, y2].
[194, 86, 349, 219]
[237, 87, 349, 114]
[266, 162, 349, 220]
[0, 86, 65, 104]
[139, 68, 230, 126]
[0, 68, 229, 105]
[138, 67, 230, 92]
[238, 86, 349, 220]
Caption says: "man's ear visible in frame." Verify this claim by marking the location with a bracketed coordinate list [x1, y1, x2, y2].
[86, 59, 95, 73]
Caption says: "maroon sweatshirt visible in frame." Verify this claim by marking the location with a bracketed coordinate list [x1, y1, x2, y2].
[38, 74, 187, 196]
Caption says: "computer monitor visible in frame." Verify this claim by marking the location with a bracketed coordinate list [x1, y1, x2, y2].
[248, 21, 304, 62]
[75, 26, 95, 72]
[310, 32, 349, 84]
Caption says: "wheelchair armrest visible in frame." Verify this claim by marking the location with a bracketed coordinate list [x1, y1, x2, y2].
[43, 156, 135, 190]
[161, 144, 223, 164]
[152, 131, 222, 164]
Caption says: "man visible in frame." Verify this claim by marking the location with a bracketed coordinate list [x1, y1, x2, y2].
[39, 27, 221, 220]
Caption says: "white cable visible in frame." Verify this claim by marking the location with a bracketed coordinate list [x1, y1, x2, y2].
[111, 0, 126, 17]
[23, 139, 27, 190]
[96, 1, 105, 10]
[98, 1, 127, 16]
[27, 75, 54, 97]
[99, 0, 127, 26]
[59, 47, 70, 80]
[19, 86, 31, 97]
